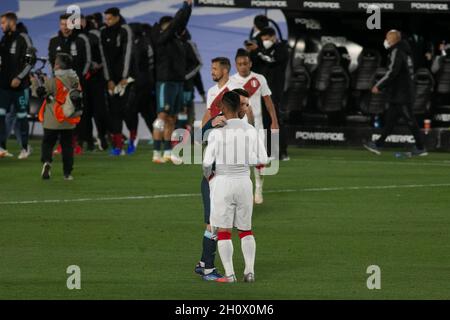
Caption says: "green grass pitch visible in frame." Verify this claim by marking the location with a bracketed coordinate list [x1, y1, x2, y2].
[1, 140, 449, 299]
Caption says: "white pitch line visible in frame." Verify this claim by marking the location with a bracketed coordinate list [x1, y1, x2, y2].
[2, 183, 450, 206]
[290, 158, 450, 167]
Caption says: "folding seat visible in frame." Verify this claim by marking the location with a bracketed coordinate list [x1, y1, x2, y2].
[413, 68, 434, 115]
[285, 65, 311, 122]
[353, 49, 381, 91]
[317, 66, 350, 113]
[314, 43, 341, 91]
[435, 56, 450, 95]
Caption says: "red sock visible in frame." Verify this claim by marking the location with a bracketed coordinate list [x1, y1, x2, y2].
[239, 231, 253, 239]
[129, 130, 137, 142]
[113, 134, 123, 149]
[218, 231, 232, 241]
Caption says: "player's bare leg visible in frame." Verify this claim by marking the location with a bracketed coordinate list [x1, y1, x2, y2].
[216, 228, 237, 283]
[239, 230, 256, 282]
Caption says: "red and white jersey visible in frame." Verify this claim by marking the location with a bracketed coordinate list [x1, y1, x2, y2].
[206, 80, 231, 119]
[229, 71, 271, 129]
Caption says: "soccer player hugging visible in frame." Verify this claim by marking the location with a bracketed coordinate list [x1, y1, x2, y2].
[202, 91, 268, 283]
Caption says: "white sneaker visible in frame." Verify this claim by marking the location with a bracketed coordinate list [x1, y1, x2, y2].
[170, 154, 183, 165]
[244, 273, 255, 283]
[64, 175, 74, 181]
[254, 188, 264, 205]
[152, 151, 166, 164]
[18, 149, 30, 160]
[163, 150, 172, 163]
[0, 148, 13, 158]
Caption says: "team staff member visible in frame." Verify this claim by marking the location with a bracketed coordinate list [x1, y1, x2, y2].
[101, 7, 136, 156]
[258, 27, 289, 161]
[152, 0, 192, 164]
[364, 30, 427, 157]
[230, 49, 279, 205]
[245, 15, 269, 75]
[0, 12, 33, 159]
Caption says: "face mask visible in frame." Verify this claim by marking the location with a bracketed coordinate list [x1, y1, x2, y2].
[263, 40, 274, 50]
[383, 39, 390, 50]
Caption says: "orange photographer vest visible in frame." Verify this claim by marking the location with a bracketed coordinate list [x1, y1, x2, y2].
[38, 78, 81, 125]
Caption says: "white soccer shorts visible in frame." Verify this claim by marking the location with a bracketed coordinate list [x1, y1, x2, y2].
[209, 175, 254, 230]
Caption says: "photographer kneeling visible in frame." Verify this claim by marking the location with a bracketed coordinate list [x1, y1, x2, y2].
[36, 53, 82, 180]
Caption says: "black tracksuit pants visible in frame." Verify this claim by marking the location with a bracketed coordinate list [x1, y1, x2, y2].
[41, 129, 74, 175]
[78, 76, 110, 146]
[375, 102, 425, 150]
[108, 83, 137, 148]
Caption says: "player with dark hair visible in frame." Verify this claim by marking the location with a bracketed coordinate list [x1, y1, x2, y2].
[152, 0, 193, 164]
[0, 11, 33, 159]
[202, 57, 232, 128]
[101, 7, 137, 156]
[195, 65, 254, 281]
[79, 14, 110, 151]
[230, 48, 279, 204]
[203, 91, 268, 283]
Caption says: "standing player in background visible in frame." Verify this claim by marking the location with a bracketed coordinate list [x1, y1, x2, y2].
[180, 28, 202, 129]
[129, 23, 156, 143]
[101, 7, 136, 156]
[0, 12, 33, 159]
[152, 0, 192, 164]
[203, 91, 268, 283]
[230, 49, 279, 205]
[80, 15, 110, 151]
[202, 57, 232, 127]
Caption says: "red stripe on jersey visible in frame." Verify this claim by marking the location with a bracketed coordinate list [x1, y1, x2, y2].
[217, 231, 232, 241]
[239, 231, 253, 239]
[209, 87, 229, 118]
[243, 77, 261, 98]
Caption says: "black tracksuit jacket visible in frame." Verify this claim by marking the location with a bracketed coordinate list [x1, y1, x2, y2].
[0, 30, 33, 90]
[153, 2, 192, 83]
[100, 18, 134, 83]
[375, 40, 416, 104]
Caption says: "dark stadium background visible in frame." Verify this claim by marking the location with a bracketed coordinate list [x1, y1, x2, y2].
[0, 0, 287, 94]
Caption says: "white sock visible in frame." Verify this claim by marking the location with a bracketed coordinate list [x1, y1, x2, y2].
[218, 240, 235, 277]
[241, 235, 256, 275]
[204, 268, 215, 275]
[254, 168, 264, 192]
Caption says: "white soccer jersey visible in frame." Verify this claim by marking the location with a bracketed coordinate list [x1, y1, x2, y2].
[206, 80, 231, 119]
[203, 118, 268, 230]
[229, 72, 272, 129]
[203, 118, 268, 177]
